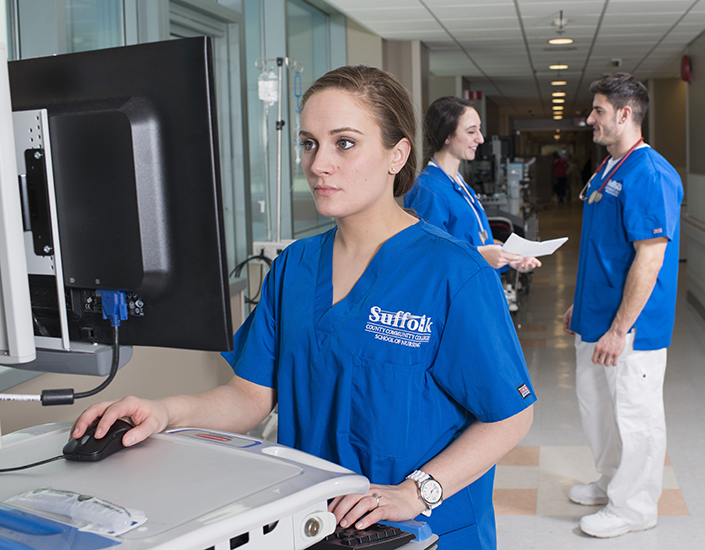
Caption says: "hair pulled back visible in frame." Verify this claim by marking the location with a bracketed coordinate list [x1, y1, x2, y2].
[301, 65, 417, 197]
[422, 96, 476, 167]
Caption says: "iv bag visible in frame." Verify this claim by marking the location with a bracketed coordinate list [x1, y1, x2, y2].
[258, 70, 278, 106]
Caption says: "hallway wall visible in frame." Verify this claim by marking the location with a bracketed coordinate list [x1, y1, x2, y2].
[685, 31, 705, 320]
[650, 78, 687, 184]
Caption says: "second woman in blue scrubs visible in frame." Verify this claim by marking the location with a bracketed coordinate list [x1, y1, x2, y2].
[70, 67, 535, 550]
[405, 96, 540, 272]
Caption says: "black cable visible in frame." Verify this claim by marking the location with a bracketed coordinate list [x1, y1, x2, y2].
[40, 326, 121, 406]
[0, 455, 64, 473]
[229, 251, 274, 306]
[229, 251, 273, 278]
[75, 326, 120, 400]
[245, 263, 265, 305]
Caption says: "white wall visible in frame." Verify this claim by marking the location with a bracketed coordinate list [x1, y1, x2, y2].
[685, 31, 705, 318]
[429, 75, 457, 104]
[346, 18, 382, 68]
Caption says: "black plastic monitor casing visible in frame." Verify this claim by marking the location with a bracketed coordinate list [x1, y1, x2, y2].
[8, 37, 233, 356]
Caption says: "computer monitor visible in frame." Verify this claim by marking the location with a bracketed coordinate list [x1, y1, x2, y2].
[0, 37, 233, 377]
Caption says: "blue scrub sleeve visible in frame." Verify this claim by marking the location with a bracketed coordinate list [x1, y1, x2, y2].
[407, 176, 495, 249]
[622, 163, 681, 243]
[431, 265, 535, 422]
[221, 266, 278, 389]
[406, 180, 454, 235]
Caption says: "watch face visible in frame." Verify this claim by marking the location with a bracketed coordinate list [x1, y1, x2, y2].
[420, 479, 443, 504]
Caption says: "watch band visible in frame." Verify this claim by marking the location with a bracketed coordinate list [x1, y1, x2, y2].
[405, 469, 443, 516]
[406, 470, 430, 484]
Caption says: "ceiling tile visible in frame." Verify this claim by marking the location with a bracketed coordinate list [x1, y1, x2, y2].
[326, 0, 702, 117]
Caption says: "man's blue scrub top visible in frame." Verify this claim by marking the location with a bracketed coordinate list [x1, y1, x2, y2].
[223, 221, 536, 549]
[570, 146, 683, 350]
[404, 163, 495, 248]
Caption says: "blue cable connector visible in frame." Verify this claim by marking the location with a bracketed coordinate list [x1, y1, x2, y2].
[98, 290, 128, 327]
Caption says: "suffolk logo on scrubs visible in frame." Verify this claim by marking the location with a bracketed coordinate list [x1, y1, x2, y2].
[366, 306, 432, 348]
[604, 179, 622, 198]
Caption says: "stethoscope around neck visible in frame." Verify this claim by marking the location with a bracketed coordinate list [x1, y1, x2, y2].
[579, 137, 644, 204]
[429, 158, 489, 244]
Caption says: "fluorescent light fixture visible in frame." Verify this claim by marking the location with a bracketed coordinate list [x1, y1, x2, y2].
[549, 38, 573, 45]
[552, 98, 565, 104]
[553, 105, 564, 110]
[549, 64, 569, 70]
[552, 80, 567, 86]
[553, 115, 563, 120]
[552, 92, 566, 97]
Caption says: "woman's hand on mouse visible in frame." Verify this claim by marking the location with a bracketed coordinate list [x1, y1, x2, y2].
[71, 396, 169, 447]
[328, 480, 425, 530]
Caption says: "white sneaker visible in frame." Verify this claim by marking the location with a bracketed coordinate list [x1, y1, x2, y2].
[580, 507, 656, 538]
[569, 482, 608, 506]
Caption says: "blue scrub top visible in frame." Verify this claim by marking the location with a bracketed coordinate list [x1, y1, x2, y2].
[570, 146, 683, 350]
[404, 162, 495, 248]
[223, 221, 536, 549]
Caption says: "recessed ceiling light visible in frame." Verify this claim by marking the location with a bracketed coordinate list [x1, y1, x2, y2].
[554, 134, 561, 139]
[552, 92, 566, 97]
[552, 98, 565, 103]
[553, 105, 564, 110]
[551, 80, 567, 86]
[549, 38, 574, 45]
[549, 64, 569, 70]
[553, 115, 563, 120]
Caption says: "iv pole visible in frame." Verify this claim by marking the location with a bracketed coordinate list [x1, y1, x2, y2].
[255, 56, 304, 243]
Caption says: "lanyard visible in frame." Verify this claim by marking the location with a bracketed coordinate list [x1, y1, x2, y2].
[429, 159, 488, 244]
[584, 138, 644, 204]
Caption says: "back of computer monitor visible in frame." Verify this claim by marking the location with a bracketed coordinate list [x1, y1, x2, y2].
[3, 38, 233, 375]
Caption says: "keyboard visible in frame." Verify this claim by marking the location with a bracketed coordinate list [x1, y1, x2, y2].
[309, 522, 415, 550]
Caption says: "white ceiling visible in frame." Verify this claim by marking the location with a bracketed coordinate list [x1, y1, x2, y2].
[324, 0, 705, 121]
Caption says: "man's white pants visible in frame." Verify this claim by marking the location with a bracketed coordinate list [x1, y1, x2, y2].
[575, 332, 667, 525]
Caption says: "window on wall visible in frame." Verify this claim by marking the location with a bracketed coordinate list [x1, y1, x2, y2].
[8, 0, 248, 284]
[1, 0, 9, 50]
[243, 0, 268, 245]
[287, 0, 334, 238]
[168, 2, 250, 281]
[65, 0, 124, 52]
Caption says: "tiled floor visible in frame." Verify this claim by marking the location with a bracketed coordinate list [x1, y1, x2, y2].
[495, 200, 705, 548]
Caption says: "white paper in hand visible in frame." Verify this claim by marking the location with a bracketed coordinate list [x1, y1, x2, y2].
[502, 233, 568, 258]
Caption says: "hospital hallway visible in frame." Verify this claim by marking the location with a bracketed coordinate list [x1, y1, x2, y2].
[493, 200, 705, 548]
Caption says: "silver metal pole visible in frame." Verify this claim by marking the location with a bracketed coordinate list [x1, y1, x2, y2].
[276, 58, 283, 242]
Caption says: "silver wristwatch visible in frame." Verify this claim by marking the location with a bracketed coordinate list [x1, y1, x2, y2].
[405, 469, 443, 516]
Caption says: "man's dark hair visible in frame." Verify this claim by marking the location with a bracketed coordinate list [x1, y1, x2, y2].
[589, 73, 649, 126]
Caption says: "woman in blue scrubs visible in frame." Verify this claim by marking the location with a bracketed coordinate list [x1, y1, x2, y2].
[405, 96, 540, 272]
[71, 67, 535, 549]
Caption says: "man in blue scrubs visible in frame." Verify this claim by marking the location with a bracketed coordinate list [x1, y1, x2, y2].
[563, 73, 683, 538]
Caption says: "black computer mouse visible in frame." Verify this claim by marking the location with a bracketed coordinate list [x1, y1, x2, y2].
[63, 419, 134, 462]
